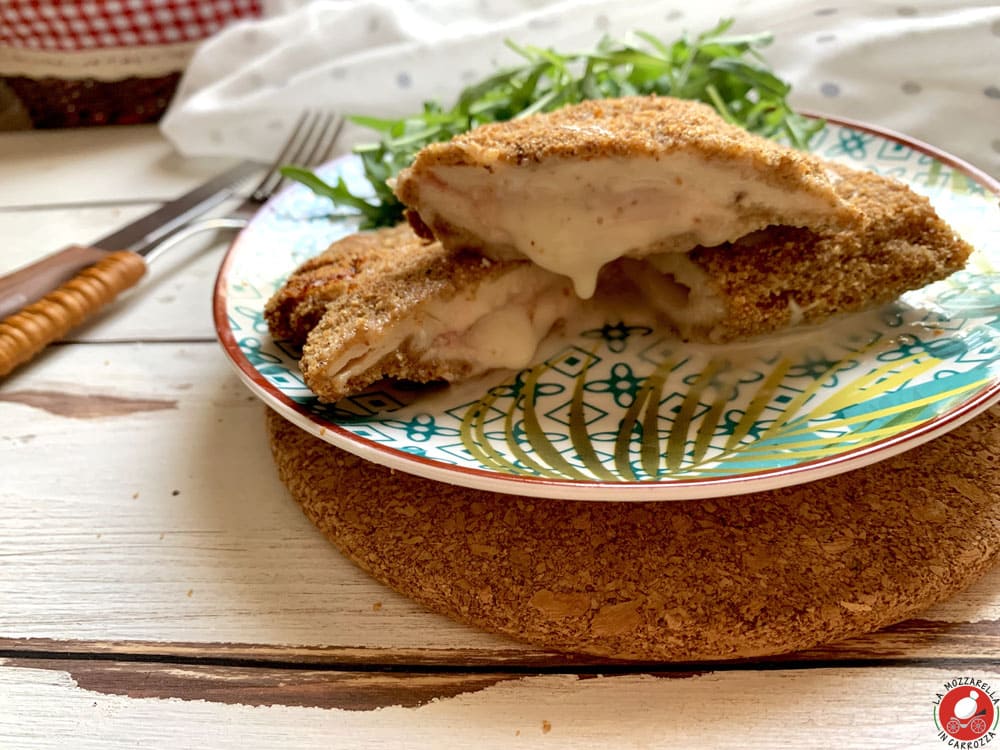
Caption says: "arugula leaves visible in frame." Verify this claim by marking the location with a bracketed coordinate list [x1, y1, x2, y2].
[282, 18, 822, 229]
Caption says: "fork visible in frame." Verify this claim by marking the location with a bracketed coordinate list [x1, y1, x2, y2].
[0, 110, 344, 377]
[144, 111, 345, 263]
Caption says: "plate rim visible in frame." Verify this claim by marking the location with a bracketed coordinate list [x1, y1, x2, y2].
[213, 114, 1000, 501]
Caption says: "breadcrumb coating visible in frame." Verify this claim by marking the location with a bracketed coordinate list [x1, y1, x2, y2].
[686, 162, 973, 341]
[394, 95, 858, 251]
[264, 224, 437, 346]
[398, 96, 832, 177]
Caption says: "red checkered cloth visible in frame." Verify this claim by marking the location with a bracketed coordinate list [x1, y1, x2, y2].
[0, 0, 262, 51]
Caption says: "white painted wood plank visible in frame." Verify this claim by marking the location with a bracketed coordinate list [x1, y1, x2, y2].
[3, 663, 994, 749]
[1, 342, 998, 653]
[0, 126, 238, 207]
[0, 342, 518, 651]
[0, 204, 159, 272]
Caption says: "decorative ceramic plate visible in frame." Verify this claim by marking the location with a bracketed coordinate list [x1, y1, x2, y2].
[214, 116, 1000, 501]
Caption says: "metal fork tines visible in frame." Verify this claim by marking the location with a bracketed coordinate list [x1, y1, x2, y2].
[246, 111, 344, 211]
[145, 111, 344, 263]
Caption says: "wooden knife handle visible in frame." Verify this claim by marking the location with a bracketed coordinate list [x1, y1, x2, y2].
[0, 249, 147, 377]
[0, 244, 115, 320]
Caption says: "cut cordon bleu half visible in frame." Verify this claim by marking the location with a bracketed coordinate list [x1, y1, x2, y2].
[611, 162, 973, 342]
[265, 224, 578, 403]
[393, 95, 859, 298]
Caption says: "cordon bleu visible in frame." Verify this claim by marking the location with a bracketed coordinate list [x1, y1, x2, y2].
[266, 96, 973, 403]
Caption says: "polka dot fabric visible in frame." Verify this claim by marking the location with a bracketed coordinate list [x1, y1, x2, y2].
[159, 0, 1000, 178]
[0, 0, 262, 51]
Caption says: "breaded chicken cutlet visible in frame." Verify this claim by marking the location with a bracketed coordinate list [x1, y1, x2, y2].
[267, 95, 972, 403]
[394, 96, 858, 298]
[266, 224, 576, 402]
[268, 161, 969, 403]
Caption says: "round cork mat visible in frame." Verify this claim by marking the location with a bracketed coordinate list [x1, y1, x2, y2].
[266, 405, 1000, 661]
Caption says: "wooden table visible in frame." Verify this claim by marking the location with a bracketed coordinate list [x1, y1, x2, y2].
[1, 125, 999, 748]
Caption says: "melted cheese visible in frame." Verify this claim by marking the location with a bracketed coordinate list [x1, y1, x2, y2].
[322, 265, 576, 388]
[417, 153, 842, 299]
[431, 288, 573, 370]
[643, 253, 727, 333]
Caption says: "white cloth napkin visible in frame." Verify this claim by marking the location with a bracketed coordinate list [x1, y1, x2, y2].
[160, 0, 1000, 178]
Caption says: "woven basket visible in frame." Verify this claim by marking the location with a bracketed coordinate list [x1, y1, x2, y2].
[0, 0, 262, 129]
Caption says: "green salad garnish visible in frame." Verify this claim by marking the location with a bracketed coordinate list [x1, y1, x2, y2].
[282, 18, 822, 229]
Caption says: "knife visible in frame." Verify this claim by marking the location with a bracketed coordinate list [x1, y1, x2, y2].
[0, 159, 261, 320]
[0, 159, 261, 377]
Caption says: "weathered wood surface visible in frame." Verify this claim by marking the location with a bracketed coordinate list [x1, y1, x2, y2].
[2, 342, 998, 658]
[0, 125, 234, 207]
[1, 115, 998, 748]
[3, 660, 997, 749]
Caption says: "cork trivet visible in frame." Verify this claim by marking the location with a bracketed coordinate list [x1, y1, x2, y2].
[267, 405, 1000, 661]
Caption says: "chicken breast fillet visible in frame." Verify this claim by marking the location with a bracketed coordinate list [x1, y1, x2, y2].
[394, 95, 858, 298]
